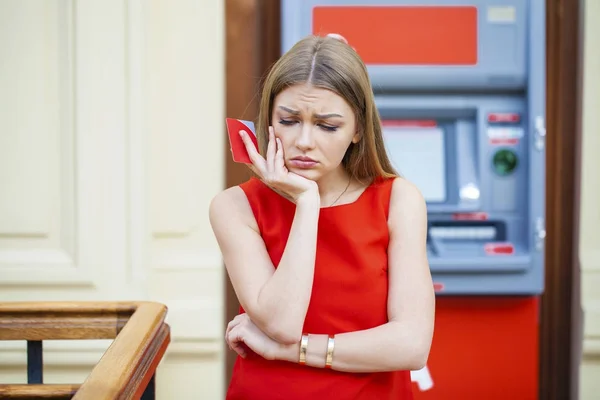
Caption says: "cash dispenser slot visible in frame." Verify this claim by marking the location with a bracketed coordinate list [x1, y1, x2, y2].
[426, 220, 530, 273]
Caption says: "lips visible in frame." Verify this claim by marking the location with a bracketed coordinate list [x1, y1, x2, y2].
[292, 156, 317, 162]
[289, 156, 318, 169]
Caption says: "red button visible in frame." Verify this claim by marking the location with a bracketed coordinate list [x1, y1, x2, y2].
[452, 212, 488, 221]
[488, 113, 520, 123]
[484, 243, 515, 255]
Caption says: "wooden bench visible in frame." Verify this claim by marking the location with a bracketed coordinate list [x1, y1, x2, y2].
[0, 301, 170, 399]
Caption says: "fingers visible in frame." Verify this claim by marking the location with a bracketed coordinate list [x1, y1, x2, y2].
[225, 313, 245, 350]
[266, 126, 276, 177]
[225, 314, 248, 352]
[275, 137, 286, 173]
[225, 321, 238, 350]
[227, 325, 247, 358]
[239, 130, 266, 174]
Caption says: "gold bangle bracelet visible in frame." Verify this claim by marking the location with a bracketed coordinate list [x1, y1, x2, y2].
[299, 334, 309, 365]
[325, 335, 335, 369]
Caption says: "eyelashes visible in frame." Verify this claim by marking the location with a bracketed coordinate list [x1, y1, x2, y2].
[278, 119, 338, 132]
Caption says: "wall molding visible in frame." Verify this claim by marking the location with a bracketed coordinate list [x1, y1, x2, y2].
[583, 338, 600, 358]
[151, 250, 222, 270]
[0, 248, 74, 267]
[0, 248, 93, 286]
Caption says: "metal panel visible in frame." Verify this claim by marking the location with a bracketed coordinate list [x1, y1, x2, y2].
[280, 0, 546, 294]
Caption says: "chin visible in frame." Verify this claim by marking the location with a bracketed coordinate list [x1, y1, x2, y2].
[289, 167, 322, 182]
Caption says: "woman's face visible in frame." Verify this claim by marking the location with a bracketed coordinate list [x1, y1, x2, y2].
[271, 84, 360, 181]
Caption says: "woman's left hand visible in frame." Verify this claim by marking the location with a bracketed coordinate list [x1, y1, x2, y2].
[225, 313, 282, 360]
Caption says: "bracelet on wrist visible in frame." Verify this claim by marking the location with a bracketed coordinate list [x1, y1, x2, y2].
[325, 335, 335, 369]
[299, 333, 309, 365]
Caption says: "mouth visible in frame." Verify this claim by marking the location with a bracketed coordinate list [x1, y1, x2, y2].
[289, 156, 318, 169]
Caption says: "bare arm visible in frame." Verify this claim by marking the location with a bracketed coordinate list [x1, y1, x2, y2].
[210, 186, 320, 344]
[274, 178, 435, 371]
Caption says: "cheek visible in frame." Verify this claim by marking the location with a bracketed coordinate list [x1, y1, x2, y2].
[321, 137, 353, 162]
[275, 134, 293, 152]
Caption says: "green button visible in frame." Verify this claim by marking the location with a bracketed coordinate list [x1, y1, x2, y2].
[493, 149, 518, 176]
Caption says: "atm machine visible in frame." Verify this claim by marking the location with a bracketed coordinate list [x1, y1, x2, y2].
[281, 1, 546, 398]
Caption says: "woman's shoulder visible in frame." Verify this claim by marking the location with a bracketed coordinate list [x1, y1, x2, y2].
[389, 176, 425, 204]
[387, 176, 427, 224]
[208, 178, 265, 230]
[210, 178, 266, 205]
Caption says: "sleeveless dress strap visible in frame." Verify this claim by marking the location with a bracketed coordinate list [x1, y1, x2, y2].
[369, 176, 397, 220]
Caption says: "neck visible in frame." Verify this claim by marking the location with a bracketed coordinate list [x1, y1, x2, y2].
[315, 168, 351, 204]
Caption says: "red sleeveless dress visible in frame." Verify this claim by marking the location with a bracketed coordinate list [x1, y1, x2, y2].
[226, 176, 414, 400]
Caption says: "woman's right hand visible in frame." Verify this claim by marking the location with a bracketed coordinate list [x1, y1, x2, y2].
[239, 125, 319, 204]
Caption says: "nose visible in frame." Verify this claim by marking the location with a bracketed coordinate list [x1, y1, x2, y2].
[295, 123, 316, 151]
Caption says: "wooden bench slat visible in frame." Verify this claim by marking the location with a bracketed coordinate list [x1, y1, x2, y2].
[0, 302, 136, 341]
[0, 384, 79, 399]
[0, 301, 170, 399]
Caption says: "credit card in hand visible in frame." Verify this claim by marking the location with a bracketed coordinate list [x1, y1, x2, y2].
[225, 118, 258, 164]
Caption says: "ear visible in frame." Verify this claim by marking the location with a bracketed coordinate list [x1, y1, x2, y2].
[352, 132, 361, 144]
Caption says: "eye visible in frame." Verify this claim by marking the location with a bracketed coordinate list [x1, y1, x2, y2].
[278, 119, 296, 126]
[318, 124, 338, 132]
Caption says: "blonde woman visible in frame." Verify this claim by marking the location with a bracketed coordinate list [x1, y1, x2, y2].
[210, 35, 434, 400]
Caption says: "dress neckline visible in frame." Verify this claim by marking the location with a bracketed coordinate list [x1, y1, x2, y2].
[257, 176, 385, 211]
[319, 179, 376, 210]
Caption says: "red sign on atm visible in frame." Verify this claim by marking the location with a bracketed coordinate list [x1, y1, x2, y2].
[312, 6, 478, 65]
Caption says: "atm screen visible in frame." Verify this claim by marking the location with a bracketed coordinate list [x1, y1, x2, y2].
[383, 122, 447, 203]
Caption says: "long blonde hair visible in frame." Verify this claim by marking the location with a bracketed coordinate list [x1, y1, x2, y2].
[256, 35, 398, 181]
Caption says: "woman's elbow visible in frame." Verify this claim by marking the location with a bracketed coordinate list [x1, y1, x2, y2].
[406, 339, 432, 371]
[264, 322, 302, 345]
[247, 306, 302, 344]
[409, 349, 430, 371]
[392, 335, 431, 371]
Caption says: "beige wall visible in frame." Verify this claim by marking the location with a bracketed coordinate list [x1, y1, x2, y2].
[0, 0, 225, 398]
[579, 0, 600, 398]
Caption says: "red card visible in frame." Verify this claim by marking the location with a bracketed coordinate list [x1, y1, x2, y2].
[225, 118, 258, 164]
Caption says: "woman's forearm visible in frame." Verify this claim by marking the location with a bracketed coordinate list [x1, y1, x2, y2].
[255, 193, 320, 343]
[276, 321, 430, 372]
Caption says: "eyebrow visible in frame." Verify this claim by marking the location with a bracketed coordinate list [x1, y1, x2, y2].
[278, 106, 343, 119]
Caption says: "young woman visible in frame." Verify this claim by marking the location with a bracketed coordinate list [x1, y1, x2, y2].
[210, 34, 435, 400]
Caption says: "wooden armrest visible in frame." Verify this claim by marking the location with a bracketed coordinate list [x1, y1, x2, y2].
[0, 301, 171, 400]
[0, 301, 137, 340]
[0, 384, 79, 399]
